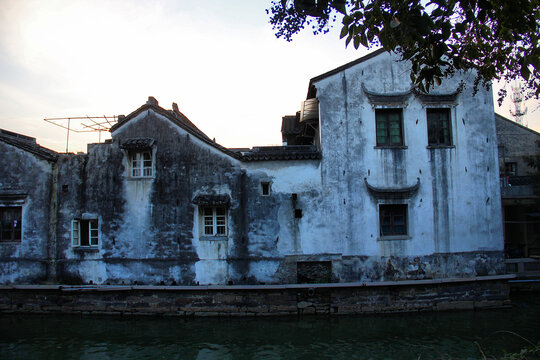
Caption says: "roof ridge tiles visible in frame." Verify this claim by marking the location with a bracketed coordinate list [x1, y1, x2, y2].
[0, 129, 58, 162]
[109, 99, 241, 160]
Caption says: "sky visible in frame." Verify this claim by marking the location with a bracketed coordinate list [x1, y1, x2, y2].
[0, 0, 538, 153]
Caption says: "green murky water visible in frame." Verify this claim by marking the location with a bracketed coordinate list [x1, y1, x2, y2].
[1, 294, 539, 359]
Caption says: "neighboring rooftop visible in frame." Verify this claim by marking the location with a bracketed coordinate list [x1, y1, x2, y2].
[0, 129, 58, 162]
[241, 145, 321, 161]
[496, 113, 540, 136]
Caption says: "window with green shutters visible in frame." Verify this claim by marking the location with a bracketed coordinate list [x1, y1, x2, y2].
[379, 204, 407, 236]
[375, 109, 403, 146]
[427, 108, 452, 146]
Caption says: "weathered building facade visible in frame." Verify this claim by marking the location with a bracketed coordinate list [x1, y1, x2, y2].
[0, 50, 504, 286]
[496, 114, 540, 260]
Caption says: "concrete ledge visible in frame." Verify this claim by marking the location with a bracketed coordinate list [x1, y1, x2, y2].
[0, 274, 516, 292]
[0, 276, 512, 317]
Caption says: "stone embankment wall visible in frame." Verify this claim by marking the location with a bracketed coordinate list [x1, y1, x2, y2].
[0, 276, 512, 317]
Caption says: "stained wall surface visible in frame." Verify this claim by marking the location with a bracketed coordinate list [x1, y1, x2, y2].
[496, 113, 540, 177]
[0, 139, 56, 283]
[308, 51, 503, 281]
[0, 51, 505, 285]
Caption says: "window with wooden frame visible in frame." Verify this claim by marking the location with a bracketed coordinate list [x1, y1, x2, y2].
[376, 109, 404, 146]
[0, 206, 22, 242]
[427, 108, 452, 146]
[72, 219, 99, 247]
[129, 150, 153, 177]
[201, 206, 227, 237]
[379, 204, 407, 236]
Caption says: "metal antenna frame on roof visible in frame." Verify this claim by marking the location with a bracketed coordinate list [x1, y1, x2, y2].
[44, 116, 118, 153]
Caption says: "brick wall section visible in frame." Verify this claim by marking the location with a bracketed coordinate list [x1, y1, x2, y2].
[0, 276, 513, 316]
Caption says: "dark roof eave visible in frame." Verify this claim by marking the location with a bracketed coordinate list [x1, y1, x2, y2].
[242, 153, 321, 162]
[0, 135, 58, 162]
[364, 177, 420, 199]
[307, 48, 387, 99]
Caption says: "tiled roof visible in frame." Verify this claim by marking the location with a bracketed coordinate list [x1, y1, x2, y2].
[110, 97, 241, 160]
[281, 115, 303, 135]
[242, 145, 321, 161]
[0, 129, 58, 162]
[108, 98, 321, 162]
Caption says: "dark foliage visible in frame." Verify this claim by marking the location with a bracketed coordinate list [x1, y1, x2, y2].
[267, 0, 539, 104]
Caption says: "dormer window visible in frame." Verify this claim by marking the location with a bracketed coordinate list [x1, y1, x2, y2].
[130, 151, 153, 177]
[120, 138, 155, 179]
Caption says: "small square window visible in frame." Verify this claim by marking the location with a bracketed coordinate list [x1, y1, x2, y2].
[129, 151, 153, 177]
[294, 209, 303, 219]
[427, 108, 452, 146]
[261, 182, 271, 196]
[72, 219, 99, 247]
[376, 109, 404, 146]
[379, 204, 407, 236]
[0, 206, 22, 242]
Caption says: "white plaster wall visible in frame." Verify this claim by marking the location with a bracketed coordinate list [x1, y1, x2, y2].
[243, 161, 322, 194]
[308, 51, 503, 258]
[112, 110, 242, 285]
[243, 160, 326, 256]
[236, 52, 503, 267]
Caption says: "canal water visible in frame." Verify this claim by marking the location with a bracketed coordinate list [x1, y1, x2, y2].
[1, 294, 539, 360]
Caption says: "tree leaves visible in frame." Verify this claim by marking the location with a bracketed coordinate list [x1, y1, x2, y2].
[267, 0, 540, 101]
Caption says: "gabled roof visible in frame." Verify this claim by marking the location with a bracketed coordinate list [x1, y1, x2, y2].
[110, 97, 241, 160]
[0, 129, 58, 162]
[495, 113, 540, 137]
[307, 48, 386, 99]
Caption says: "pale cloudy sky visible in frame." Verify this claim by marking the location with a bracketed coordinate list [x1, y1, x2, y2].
[0, 0, 538, 153]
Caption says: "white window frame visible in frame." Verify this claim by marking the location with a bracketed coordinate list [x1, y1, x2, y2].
[72, 219, 99, 247]
[200, 206, 227, 237]
[130, 150, 153, 178]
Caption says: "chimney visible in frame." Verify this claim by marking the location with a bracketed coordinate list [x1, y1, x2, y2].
[147, 96, 158, 106]
[172, 102, 179, 113]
